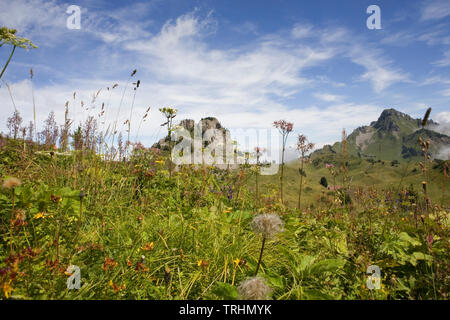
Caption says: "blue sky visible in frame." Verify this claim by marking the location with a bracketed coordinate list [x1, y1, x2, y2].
[0, 0, 449, 160]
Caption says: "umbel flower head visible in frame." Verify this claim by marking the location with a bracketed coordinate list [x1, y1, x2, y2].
[250, 213, 284, 239]
[238, 277, 272, 300]
[2, 177, 21, 189]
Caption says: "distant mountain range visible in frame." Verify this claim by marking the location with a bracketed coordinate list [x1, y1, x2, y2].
[152, 108, 449, 162]
[312, 108, 450, 161]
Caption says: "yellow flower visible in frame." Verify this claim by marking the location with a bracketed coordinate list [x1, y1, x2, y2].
[233, 258, 241, 266]
[141, 242, 154, 251]
[197, 259, 209, 269]
[109, 280, 125, 292]
[34, 212, 45, 219]
[34, 212, 54, 219]
[3, 281, 13, 299]
[155, 160, 165, 165]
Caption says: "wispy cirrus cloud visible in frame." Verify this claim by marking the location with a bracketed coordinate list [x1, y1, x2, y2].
[291, 24, 313, 39]
[313, 92, 344, 102]
[421, 0, 450, 21]
[124, 12, 335, 106]
[354, 53, 411, 93]
[434, 50, 450, 67]
[0, 0, 154, 45]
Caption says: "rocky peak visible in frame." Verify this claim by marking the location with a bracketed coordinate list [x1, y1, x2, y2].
[373, 108, 410, 132]
[153, 117, 228, 151]
[199, 117, 224, 131]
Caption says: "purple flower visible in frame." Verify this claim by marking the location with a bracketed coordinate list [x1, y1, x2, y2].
[224, 186, 233, 201]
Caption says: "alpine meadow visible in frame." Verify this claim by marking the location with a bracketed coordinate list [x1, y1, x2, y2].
[0, 0, 449, 301]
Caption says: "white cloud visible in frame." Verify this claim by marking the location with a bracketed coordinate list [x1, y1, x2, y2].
[434, 111, 450, 135]
[381, 31, 415, 46]
[0, 77, 383, 163]
[0, 7, 414, 157]
[0, 0, 64, 32]
[291, 24, 313, 39]
[124, 12, 335, 106]
[422, 0, 450, 21]
[350, 47, 411, 93]
[313, 92, 344, 102]
[318, 28, 410, 93]
[423, 76, 450, 85]
[233, 21, 258, 35]
[432, 111, 450, 160]
[434, 50, 450, 67]
[0, 0, 154, 45]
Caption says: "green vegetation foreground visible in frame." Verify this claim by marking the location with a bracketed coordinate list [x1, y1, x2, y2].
[0, 135, 449, 300]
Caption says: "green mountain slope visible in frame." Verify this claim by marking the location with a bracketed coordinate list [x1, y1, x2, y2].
[312, 108, 450, 161]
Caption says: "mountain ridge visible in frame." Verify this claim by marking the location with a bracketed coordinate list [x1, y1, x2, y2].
[311, 108, 450, 161]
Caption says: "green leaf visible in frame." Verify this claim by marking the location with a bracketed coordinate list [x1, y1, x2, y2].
[335, 237, 348, 256]
[408, 251, 433, 266]
[212, 282, 238, 300]
[302, 288, 335, 300]
[296, 255, 316, 274]
[309, 258, 346, 275]
[395, 278, 410, 292]
[266, 273, 284, 289]
[398, 232, 421, 247]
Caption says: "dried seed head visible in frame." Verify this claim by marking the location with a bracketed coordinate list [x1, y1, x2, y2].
[238, 277, 272, 300]
[422, 107, 432, 127]
[15, 209, 26, 222]
[250, 213, 284, 239]
[3, 177, 22, 189]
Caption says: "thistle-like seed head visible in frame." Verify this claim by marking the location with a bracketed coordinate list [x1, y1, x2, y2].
[250, 213, 284, 239]
[3, 177, 21, 189]
[238, 277, 272, 300]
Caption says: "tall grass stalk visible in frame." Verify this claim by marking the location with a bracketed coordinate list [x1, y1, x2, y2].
[112, 70, 136, 150]
[127, 80, 140, 153]
[30, 68, 37, 142]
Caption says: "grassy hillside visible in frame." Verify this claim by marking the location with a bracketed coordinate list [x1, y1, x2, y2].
[253, 157, 449, 208]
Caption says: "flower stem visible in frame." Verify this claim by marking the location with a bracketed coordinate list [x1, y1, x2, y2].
[9, 188, 15, 255]
[0, 45, 16, 79]
[255, 236, 266, 276]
